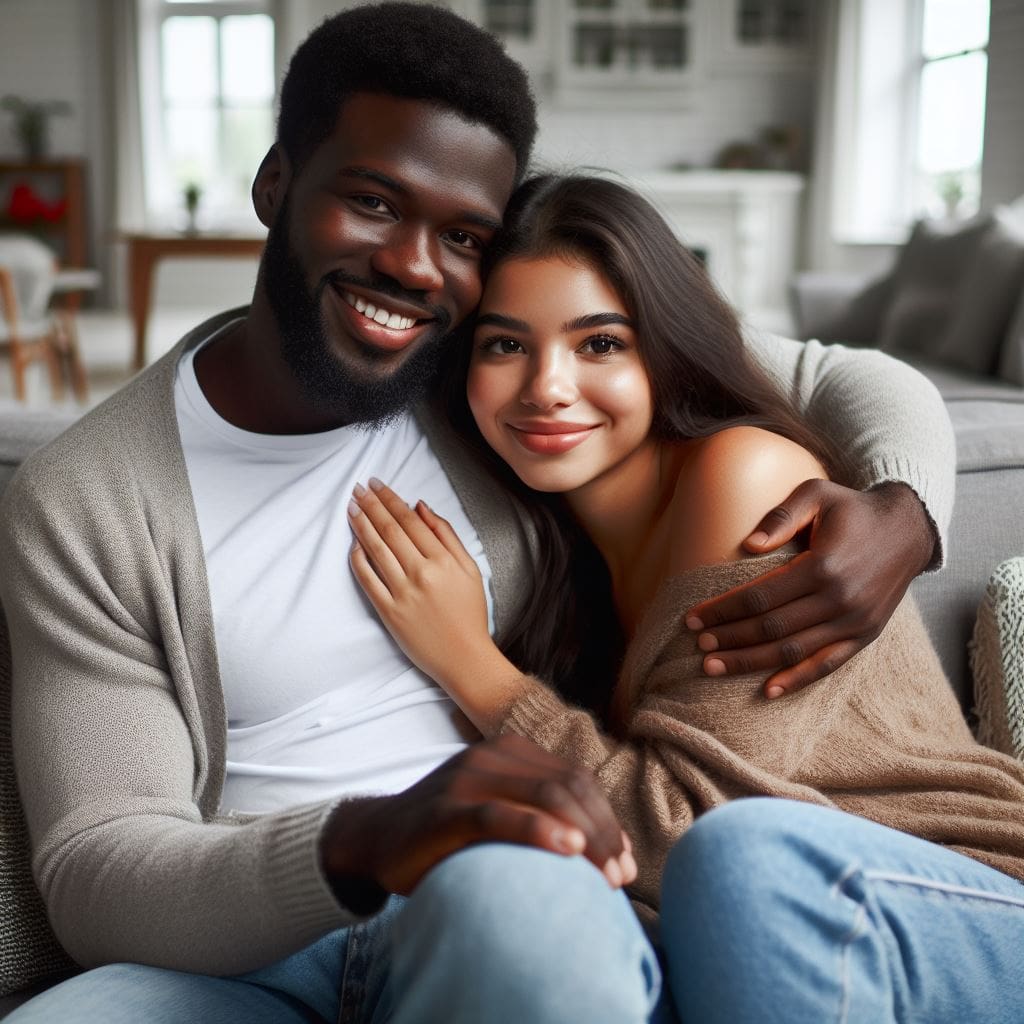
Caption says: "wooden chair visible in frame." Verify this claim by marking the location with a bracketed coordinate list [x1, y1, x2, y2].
[0, 234, 98, 403]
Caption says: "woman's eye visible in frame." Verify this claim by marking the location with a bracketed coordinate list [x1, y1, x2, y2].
[480, 336, 524, 355]
[582, 335, 623, 356]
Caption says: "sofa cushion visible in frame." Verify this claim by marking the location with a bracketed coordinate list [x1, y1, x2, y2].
[877, 215, 991, 357]
[936, 209, 1024, 375]
[998, 289, 1024, 387]
[971, 557, 1024, 760]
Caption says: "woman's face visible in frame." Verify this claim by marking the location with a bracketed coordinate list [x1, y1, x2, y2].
[467, 253, 655, 496]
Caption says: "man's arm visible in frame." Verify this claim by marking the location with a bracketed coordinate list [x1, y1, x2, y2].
[685, 334, 956, 697]
[1, 463, 631, 976]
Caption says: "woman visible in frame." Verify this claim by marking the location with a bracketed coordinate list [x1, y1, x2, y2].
[346, 174, 1024, 1022]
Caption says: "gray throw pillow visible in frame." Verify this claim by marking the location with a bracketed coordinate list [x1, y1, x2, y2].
[877, 215, 992, 357]
[937, 208, 1024, 375]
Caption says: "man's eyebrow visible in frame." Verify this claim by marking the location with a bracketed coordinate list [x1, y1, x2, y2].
[476, 313, 530, 331]
[338, 166, 502, 232]
[562, 312, 635, 332]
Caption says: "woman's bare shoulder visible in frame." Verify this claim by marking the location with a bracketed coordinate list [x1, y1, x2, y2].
[666, 426, 828, 574]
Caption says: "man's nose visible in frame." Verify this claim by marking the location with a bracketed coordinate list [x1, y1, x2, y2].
[520, 352, 578, 410]
[370, 225, 444, 295]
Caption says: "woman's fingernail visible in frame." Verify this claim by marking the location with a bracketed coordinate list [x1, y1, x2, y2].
[748, 531, 769, 546]
[621, 851, 638, 881]
[604, 858, 623, 888]
[352, 482, 366, 498]
[704, 658, 726, 676]
[368, 476, 385, 491]
[766, 685, 785, 699]
[347, 499, 361, 518]
[697, 633, 718, 652]
[685, 615, 703, 631]
[552, 828, 584, 854]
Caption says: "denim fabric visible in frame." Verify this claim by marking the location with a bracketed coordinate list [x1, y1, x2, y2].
[660, 798, 1024, 1024]
[6, 844, 660, 1023]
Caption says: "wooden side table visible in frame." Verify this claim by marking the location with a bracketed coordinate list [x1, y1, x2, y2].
[121, 232, 265, 370]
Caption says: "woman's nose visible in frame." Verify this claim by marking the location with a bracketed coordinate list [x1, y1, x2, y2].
[519, 353, 578, 410]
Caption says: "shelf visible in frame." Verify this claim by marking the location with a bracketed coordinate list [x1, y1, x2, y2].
[0, 159, 88, 267]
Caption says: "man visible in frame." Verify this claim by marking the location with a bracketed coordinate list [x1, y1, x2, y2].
[0, 4, 954, 1022]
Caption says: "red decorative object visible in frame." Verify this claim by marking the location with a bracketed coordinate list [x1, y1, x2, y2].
[7, 181, 67, 224]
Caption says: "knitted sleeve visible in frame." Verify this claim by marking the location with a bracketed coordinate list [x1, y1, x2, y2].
[744, 331, 956, 569]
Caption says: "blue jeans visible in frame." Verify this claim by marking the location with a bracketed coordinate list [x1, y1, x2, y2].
[7, 843, 661, 1023]
[13, 801, 1024, 1023]
[660, 798, 1024, 1023]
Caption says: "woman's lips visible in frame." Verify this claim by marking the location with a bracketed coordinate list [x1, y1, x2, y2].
[508, 422, 599, 454]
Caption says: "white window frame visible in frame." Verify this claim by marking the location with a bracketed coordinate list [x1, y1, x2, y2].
[137, 0, 278, 230]
[831, 0, 988, 245]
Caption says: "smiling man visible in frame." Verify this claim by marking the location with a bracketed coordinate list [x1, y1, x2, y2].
[0, 3, 957, 1023]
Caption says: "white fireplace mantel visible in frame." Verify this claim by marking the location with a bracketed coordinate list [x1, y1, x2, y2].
[627, 170, 806, 335]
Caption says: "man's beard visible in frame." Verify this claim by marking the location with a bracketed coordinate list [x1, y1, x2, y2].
[261, 195, 453, 428]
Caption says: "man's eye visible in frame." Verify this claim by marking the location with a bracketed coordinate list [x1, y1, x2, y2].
[581, 335, 623, 356]
[354, 195, 389, 213]
[445, 229, 479, 250]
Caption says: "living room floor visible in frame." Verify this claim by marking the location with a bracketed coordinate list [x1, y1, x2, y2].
[0, 308, 222, 411]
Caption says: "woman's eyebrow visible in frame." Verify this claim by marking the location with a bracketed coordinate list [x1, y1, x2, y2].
[476, 313, 530, 331]
[562, 312, 635, 332]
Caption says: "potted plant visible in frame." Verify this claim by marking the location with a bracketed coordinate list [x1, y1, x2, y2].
[183, 182, 202, 234]
[1, 95, 72, 162]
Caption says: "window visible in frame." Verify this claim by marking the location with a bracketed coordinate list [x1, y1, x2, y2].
[914, 0, 989, 219]
[832, 0, 990, 243]
[140, 0, 276, 229]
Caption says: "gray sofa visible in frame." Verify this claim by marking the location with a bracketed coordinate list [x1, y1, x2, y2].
[789, 209, 1024, 709]
[1, 360, 1023, 1010]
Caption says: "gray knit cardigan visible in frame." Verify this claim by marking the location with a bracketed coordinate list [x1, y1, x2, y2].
[0, 309, 955, 978]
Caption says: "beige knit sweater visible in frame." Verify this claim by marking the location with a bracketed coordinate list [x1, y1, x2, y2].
[502, 553, 1024, 920]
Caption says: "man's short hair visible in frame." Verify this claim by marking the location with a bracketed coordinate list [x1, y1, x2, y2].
[277, 2, 537, 180]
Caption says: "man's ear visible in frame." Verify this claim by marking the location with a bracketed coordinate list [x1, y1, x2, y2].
[252, 144, 291, 228]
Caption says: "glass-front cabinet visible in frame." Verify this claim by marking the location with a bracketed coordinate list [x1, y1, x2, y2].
[563, 0, 693, 87]
[455, 0, 812, 101]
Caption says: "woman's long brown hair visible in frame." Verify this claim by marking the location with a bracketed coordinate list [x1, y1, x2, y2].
[437, 174, 844, 720]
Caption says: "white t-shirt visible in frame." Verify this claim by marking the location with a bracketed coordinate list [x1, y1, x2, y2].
[174, 324, 492, 813]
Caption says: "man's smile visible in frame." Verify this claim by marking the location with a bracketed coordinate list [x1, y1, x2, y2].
[325, 283, 438, 355]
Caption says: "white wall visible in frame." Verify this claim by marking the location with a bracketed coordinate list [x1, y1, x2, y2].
[981, 0, 1024, 208]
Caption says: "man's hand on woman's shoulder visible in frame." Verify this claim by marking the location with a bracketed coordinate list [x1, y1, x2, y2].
[683, 478, 935, 699]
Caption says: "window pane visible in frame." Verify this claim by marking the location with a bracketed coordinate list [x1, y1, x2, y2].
[162, 17, 218, 102]
[222, 15, 275, 102]
[917, 50, 987, 174]
[922, 0, 989, 59]
[165, 106, 219, 188]
[222, 106, 274, 197]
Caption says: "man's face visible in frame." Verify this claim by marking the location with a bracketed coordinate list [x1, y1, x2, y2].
[260, 94, 518, 425]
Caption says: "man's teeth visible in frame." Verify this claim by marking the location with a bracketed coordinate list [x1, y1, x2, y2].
[343, 292, 417, 330]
